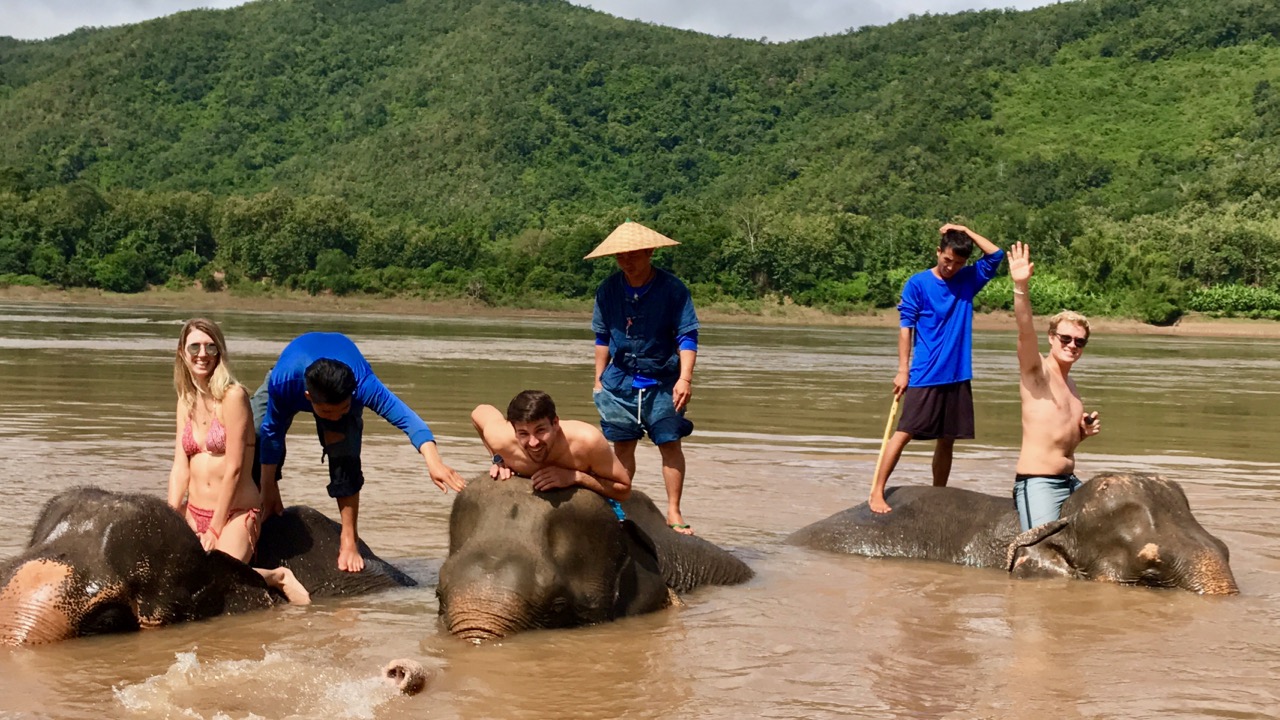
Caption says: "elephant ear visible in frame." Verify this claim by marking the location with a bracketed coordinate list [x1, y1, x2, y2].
[1005, 519, 1078, 579]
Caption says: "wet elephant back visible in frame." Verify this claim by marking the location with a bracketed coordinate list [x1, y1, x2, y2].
[621, 491, 755, 592]
[255, 506, 416, 597]
[787, 486, 1019, 568]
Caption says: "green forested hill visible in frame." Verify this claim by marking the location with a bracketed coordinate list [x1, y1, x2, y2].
[2, 0, 1279, 322]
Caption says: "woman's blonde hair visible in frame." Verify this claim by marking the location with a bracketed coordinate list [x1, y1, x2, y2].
[174, 318, 238, 412]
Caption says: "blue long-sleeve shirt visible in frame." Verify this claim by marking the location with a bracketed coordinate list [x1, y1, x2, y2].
[257, 332, 434, 465]
[592, 269, 699, 392]
[898, 249, 1004, 387]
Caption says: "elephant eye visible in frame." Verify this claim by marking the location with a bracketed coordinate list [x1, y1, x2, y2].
[550, 596, 569, 613]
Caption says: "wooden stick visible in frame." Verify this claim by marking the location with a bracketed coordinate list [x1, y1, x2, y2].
[872, 394, 902, 484]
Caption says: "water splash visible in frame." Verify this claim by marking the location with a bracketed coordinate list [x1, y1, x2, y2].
[113, 649, 405, 720]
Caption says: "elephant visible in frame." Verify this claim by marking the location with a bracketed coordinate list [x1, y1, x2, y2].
[0, 486, 416, 646]
[437, 479, 755, 641]
[787, 472, 1238, 595]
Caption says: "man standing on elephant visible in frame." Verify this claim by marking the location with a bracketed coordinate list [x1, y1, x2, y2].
[253, 332, 466, 572]
[869, 223, 1005, 514]
[585, 221, 700, 534]
[1009, 242, 1101, 531]
[471, 390, 632, 501]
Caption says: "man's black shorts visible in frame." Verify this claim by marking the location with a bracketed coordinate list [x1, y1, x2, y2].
[896, 380, 975, 440]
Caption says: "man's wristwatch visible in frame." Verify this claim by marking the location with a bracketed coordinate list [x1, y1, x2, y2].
[492, 454, 504, 466]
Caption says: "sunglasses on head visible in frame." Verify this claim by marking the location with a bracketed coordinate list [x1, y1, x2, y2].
[1054, 333, 1088, 349]
[186, 342, 220, 357]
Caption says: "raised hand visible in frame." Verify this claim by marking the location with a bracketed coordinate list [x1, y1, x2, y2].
[1009, 241, 1034, 285]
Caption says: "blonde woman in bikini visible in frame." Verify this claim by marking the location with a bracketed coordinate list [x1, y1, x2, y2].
[168, 318, 309, 604]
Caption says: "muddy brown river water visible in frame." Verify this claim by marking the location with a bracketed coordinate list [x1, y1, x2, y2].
[0, 302, 1277, 719]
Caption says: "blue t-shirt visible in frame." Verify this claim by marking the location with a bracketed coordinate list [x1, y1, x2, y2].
[257, 332, 434, 465]
[898, 249, 1005, 387]
[592, 269, 699, 393]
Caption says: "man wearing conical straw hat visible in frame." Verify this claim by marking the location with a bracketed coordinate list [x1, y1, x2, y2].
[586, 221, 700, 535]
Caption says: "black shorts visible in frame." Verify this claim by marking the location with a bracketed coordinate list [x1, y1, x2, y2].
[896, 380, 975, 441]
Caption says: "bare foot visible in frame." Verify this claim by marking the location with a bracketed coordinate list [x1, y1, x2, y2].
[274, 568, 311, 605]
[868, 495, 892, 514]
[257, 567, 312, 605]
[337, 542, 366, 573]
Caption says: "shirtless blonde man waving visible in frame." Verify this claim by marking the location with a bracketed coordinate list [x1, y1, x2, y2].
[471, 390, 632, 503]
[1010, 242, 1102, 531]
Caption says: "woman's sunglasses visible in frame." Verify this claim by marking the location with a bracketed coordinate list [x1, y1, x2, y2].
[186, 342, 221, 357]
[1054, 333, 1088, 349]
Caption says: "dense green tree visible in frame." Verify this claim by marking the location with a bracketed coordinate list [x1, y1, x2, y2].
[0, 0, 1277, 318]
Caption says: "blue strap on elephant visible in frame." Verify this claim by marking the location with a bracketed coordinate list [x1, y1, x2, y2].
[606, 498, 626, 521]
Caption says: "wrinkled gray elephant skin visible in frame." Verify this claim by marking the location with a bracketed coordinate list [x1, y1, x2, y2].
[788, 472, 1238, 595]
[0, 487, 414, 645]
[438, 480, 754, 641]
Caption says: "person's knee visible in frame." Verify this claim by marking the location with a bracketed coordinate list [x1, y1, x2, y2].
[326, 457, 365, 499]
[657, 440, 684, 459]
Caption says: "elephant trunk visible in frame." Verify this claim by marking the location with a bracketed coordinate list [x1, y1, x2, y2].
[1183, 551, 1239, 596]
[443, 589, 533, 642]
[383, 658, 431, 695]
[0, 560, 76, 646]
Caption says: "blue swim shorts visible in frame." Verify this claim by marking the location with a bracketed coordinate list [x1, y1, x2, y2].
[593, 384, 693, 446]
[1013, 473, 1082, 532]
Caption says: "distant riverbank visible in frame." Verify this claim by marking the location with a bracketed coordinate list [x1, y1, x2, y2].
[4, 284, 1279, 338]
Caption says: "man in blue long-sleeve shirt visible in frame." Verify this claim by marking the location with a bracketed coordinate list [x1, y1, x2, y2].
[252, 332, 465, 572]
[868, 224, 1005, 514]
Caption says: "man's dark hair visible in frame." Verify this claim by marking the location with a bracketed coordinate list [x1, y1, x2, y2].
[304, 358, 357, 405]
[506, 390, 557, 424]
[939, 229, 974, 258]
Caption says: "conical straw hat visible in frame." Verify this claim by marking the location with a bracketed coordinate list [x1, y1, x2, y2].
[583, 221, 680, 259]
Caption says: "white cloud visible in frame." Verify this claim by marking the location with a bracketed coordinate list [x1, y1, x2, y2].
[0, 0, 1059, 42]
[0, 1, 249, 40]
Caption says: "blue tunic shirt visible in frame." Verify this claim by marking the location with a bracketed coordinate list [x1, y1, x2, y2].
[898, 249, 1005, 387]
[592, 269, 699, 393]
[257, 332, 434, 465]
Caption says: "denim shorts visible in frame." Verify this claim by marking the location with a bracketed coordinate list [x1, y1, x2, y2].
[593, 383, 693, 446]
[251, 372, 366, 499]
[1013, 473, 1082, 531]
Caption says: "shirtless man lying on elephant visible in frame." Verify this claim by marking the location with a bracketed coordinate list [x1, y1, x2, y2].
[470, 390, 632, 502]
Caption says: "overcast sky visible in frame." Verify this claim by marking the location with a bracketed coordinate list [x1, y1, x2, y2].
[2, 0, 1058, 43]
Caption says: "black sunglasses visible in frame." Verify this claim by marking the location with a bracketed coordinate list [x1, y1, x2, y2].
[186, 342, 221, 357]
[1054, 333, 1088, 349]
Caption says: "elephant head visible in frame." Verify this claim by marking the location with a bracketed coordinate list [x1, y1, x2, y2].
[437, 478, 753, 641]
[1, 487, 274, 646]
[1, 487, 421, 646]
[437, 479, 671, 641]
[1007, 473, 1238, 595]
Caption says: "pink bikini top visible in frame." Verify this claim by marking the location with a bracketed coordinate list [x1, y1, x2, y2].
[182, 415, 227, 457]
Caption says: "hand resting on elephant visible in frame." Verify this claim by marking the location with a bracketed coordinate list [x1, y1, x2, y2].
[437, 477, 754, 641]
[788, 472, 1238, 595]
[0, 487, 417, 645]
